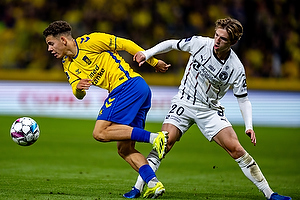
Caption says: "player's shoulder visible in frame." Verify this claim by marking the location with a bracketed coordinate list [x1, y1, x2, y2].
[76, 32, 115, 43]
[184, 35, 212, 44]
[194, 36, 214, 50]
[229, 50, 243, 67]
[179, 35, 212, 52]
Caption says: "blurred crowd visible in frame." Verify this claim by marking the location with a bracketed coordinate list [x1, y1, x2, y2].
[0, 0, 299, 79]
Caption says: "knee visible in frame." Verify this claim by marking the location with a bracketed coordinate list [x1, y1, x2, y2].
[231, 146, 246, 159]
[165, 131, 180, 154]
[166, 138, 176, 153]
[117, 146, 127, 159]
[93, 120, 113, 142]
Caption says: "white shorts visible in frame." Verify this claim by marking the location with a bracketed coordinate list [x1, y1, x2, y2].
[163, 94, 232, 141]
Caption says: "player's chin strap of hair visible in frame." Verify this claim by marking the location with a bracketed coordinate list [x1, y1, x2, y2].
[237, 96, 253, 132]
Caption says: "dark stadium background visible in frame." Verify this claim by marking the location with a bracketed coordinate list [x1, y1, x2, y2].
[0, 0, 299, 90]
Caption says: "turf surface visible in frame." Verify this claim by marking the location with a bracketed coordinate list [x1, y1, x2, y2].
[0, 116, 299, 199]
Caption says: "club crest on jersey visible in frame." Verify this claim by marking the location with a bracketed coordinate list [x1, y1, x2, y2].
[82, 56, 92, 65]
[219, 71, 228, 81]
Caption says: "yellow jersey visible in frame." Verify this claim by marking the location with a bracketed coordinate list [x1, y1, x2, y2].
[62, 32, 158, 99]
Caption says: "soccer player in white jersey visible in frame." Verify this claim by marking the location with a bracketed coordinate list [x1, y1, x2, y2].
[123, 17, 292, 200]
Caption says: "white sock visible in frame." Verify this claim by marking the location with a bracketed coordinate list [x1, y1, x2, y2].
[235, 152, 274, 199]
[147, 177, 159, 188]
[149, 133, 158, 144]
[134, 150, 161, 191]
[147, 149, 162, 172]
[134, 175, 145, 192]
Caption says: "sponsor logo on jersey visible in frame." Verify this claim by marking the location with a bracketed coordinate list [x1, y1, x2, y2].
[109, 38, 113, 47]
[165, 115, 181, 123]
[192, 61, 200, 71]
[89, 65, 105, 84]
[242, 79, 247, 87]
[208, 65, 216, 72]
[185, 37, 192, 42]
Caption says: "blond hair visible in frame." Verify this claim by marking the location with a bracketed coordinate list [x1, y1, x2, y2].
[215, 17, 243, 44]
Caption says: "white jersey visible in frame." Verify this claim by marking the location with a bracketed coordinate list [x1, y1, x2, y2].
[143, 35, 253, 136]
[176, 36, 247, 109]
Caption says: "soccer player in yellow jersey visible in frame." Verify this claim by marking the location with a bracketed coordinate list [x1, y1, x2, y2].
[43, 21, 170, 198]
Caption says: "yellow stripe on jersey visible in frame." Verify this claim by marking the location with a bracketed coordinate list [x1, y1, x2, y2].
[62, 32, 158, 99]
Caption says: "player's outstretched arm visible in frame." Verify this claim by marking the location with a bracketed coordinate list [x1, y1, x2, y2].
[134, 40, 178, 66]
[134, 52, 171, 72]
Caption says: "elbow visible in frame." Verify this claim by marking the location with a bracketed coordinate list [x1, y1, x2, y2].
[76, 95, 85, 100]
[93, 129, 109, 142]
[73, 89, 86, 100]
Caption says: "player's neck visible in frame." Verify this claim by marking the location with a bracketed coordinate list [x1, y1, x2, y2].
[214, 49, 230, 61]
[66, 39, 78, 58]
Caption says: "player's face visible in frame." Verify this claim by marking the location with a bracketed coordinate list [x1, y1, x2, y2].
[45, 35, 66, 59]
[213, 28, 231, 53]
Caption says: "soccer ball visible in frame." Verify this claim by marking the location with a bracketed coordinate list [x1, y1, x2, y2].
[10, 117, 40, 146]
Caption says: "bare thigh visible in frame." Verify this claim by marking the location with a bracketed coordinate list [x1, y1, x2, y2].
[93, 120, 133, 142]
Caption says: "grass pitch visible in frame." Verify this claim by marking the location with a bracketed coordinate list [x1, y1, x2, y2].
[0, 115, 299, 199]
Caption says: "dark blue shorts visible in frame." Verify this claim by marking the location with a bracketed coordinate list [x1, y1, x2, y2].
[97, 77, 151, 129]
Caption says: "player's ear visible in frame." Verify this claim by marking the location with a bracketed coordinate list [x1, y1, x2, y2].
[60, 36, 68, 46]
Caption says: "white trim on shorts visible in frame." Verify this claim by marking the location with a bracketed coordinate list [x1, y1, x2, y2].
[163, 94, 232, 141]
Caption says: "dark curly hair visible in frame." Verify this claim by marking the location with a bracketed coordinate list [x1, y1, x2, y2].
[215, 17, 243, 45]
[43, 21, 72, 37]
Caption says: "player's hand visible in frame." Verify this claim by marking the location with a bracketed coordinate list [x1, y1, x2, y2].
[77, 79, 92, 90]
[154, 60, 171, 73]
[246, 129, 256, 146]
[133, 51, 146, 66]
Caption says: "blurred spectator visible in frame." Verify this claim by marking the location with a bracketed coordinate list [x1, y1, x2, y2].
[0, 0, 299, 79]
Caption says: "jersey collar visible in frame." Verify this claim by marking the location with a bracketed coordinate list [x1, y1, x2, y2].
[212, 48, 231, 64]
[72, 39, 79, 59]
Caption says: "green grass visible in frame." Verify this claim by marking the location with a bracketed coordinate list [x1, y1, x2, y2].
[0, 115, 299, 200]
